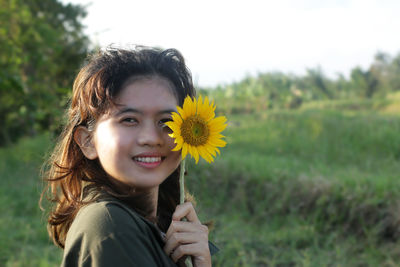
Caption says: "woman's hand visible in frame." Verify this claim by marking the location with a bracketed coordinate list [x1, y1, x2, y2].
[163, 202, 211, 267]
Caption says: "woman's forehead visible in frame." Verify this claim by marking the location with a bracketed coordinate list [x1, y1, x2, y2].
[113, 77, 178, 111]
[121, 75, 178, 98]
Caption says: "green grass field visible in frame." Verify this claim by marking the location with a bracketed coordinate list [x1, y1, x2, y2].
[1, 98, 400, 266]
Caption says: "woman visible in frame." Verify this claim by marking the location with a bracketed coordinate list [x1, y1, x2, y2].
[41, 46, 218, 266]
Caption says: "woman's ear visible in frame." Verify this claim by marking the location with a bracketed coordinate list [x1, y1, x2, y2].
[74, 126, 98, 160]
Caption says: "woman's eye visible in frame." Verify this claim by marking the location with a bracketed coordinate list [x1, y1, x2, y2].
[160, 118, 173, 133]
[121, 118, 138, 125]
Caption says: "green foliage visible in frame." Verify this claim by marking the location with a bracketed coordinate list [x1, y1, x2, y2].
[0, 133, 61, 266]
[187, 99, 400, 266]
[0, 0, 90, 146]
[204, 51, 400, 116]
[1, 98, 400, 265]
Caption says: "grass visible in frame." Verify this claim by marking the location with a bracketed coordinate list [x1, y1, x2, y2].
[0, 134, 62, 266]
[188, 104, 400, 266]
[1, 98, 400, 266]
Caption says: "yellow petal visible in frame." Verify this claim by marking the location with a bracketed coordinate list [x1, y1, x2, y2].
[192, 146, 200, 164]
[172, 141, 182, 151]
[191, 97, 197, 116]
[208, 138, 227, 147]
[207, 146, 220, 155]
[210, 100, 216, 113]
[175, 136, 184, 145]
[208, 118, 227, 133]
[177, 106, 187, 120]
[198, 145, 213, 163]
[209, 127, 226, 135]
[204, 96, 215, 121]
[183, 96, 196, 117]
[182, 96, 191, 110]
[165, 121, 181, 134]
[187, 144, 194, 160]
[171, 112, 183, 125]
[197, 95, 203, 115]
[182, 143, 188, 159]
[164, 121, 175, 128]
[209, 116, 227, 127]
[209, 133, 225, 139]
[197, 96, 215, 122]
[204, 144, 217, 157]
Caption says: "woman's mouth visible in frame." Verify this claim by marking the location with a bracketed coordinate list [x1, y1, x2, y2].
[132, 156, 164, 168]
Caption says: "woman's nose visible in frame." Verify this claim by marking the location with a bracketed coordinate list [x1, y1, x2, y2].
[136, 122, 164, 147]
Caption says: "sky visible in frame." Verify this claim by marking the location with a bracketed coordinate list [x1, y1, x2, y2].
[63, 0, 400, 87]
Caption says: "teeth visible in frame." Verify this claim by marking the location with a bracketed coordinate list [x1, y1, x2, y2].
[134, 157, 161, 163]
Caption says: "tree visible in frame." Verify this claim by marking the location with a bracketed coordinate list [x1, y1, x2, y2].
[388, 53, 400, 91]
[304, 67, 333, 99]
[0, 0, 91, 146]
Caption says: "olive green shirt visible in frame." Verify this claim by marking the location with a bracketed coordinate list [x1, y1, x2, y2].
[61, 195, 218, 266]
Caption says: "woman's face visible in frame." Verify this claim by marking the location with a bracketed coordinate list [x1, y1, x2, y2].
[91, 77, 181, 190]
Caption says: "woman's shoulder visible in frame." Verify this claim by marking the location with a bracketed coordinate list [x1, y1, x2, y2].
[62, 198, 173, 266]
[67, 198, 148, 241]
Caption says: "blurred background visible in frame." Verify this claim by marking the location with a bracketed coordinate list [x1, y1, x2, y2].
[1, 0, 400, 266]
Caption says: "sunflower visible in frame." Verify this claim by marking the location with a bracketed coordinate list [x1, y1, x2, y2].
[165, 95, 227, 164]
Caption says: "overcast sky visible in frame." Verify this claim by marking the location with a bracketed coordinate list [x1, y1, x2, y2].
[63, 0, 400, 87]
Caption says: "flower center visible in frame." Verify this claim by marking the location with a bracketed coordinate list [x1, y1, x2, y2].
[180, 116, 210, 146]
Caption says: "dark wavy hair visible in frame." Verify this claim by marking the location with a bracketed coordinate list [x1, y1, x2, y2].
[41, 46, 196, 248]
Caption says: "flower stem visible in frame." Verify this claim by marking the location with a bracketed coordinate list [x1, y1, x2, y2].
[179, 158, 193, 267]
[180, 158, 186, 205]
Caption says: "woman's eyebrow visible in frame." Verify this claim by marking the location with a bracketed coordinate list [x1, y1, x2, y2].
[158, 109, 176, 115]
[115, 107, 142, 116]
[114, 107, 176, 116]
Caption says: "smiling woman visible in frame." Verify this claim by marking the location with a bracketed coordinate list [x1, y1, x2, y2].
[41, 46, 218, 266]
[80, 77, 182, 193]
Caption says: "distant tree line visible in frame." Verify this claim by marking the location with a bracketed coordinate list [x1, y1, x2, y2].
[202, 52, 400, 114]
[0, 0, 90, 146]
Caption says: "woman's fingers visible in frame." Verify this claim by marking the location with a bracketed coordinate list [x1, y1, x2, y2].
[172, 202, 199, 223]
[170, 243, 210, 263]
[164, 231, 207, 257]
[164, 202, 211, 265]
[165, 220, 208, 240]
[164, 221, 209, 256]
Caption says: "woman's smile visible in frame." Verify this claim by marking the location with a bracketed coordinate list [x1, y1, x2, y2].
[132, 153, 165, 169]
